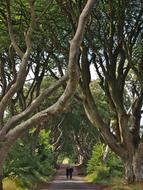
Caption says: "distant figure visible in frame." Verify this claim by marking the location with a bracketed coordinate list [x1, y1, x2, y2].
[69, 166, 74, 179]
[66, 166, 70, 179]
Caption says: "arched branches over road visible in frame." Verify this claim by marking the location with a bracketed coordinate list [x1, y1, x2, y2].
[0, 1, 95, 189]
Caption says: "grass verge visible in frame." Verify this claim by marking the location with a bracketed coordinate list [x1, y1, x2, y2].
[3, 177, 27, 190]
[85, 173, 143, 190]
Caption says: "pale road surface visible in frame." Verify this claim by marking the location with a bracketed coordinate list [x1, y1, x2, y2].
[38, 164, 110, 190]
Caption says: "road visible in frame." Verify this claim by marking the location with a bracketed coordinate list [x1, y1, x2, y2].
[37, 164, 110, 190]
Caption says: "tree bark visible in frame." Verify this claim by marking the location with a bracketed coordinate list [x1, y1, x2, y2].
[124, 158, 135, 184]
[103, 145, 109, 164]
[82, 82, 143, 184]
[133, 143, 143, 182]
[0, 174, 3, 190]
[0, 148, 8, 190]
[123, 143, 143, 184]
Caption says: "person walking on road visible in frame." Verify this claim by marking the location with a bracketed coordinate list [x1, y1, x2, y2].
[69, 166, 74, 179]
[66, 165, 74, 179]
[66, 166, 70, 179]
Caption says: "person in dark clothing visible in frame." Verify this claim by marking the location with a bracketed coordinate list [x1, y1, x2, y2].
[69, 166, 74, 179]
[66, 166, 70, 179]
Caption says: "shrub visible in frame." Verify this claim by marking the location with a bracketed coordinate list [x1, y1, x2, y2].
[87, 144, 105, 174]
[3, 177, 26, 190]
[107, 151, 123, 176]
[4, 129, 55, 189]
[86, 144, 123, 182]
[86, 165, 110, 184]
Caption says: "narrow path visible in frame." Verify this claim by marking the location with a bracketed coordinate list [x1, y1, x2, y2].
[37, 164, 110, 190]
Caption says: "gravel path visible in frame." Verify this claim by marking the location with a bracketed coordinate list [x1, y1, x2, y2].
[37, 164, 111, 190]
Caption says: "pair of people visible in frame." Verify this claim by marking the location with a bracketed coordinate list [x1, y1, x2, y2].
[66, 165, 74, 179]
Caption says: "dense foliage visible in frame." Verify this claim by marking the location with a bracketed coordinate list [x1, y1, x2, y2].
[3, 129, 54, 189]
[87, 144, 123, 183]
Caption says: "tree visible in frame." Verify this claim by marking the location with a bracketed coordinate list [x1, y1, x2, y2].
[0, 0, 95, 189]
[40, 98, 100, 165]
[79, 0, 143, 183]
[52, 102, 100, 164]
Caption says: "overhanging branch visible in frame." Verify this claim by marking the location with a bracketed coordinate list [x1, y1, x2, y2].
[5, 0, 95, 146]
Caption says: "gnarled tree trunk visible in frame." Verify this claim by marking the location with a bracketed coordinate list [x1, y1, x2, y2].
[124, 157, 135, 184]
[0, 147, 8, 190]
[82, 86, 143, 184]
[120, 142, 143, 184]
[133, 142, 143, 182]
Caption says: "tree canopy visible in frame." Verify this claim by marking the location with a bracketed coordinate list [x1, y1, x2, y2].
[0, 0, 143, 189]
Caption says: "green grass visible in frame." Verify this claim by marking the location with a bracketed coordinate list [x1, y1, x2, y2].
[3, 173, 51, 190]
[85, 172, 109, 185]
[85, 172, 143, 190]
[3, 177, 27, 190]
[111, 177, 143, 190]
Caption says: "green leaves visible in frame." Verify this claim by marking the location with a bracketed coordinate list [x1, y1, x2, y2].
[87, 144, 105, 174]
[4, 129, 54, 189]
[87, 144, 123, 178]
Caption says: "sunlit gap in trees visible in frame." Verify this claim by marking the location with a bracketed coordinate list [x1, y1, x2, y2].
[90, 64, 97, 81]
